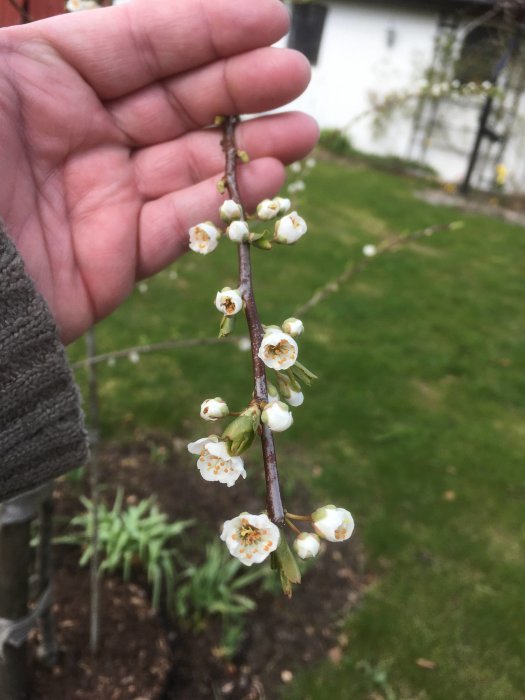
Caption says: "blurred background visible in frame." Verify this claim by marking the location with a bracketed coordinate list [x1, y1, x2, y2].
[1, 1, 524, 699]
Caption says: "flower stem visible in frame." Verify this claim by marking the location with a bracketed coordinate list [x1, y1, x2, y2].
[285, 512, 313, 522]
[222, 116, 285, 526]
[285, 518, 302, 536]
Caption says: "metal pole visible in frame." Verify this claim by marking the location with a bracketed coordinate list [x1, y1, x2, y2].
[0, 517, 31, 700]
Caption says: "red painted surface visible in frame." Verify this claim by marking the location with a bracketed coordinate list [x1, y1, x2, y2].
[0, 0, 65, 27]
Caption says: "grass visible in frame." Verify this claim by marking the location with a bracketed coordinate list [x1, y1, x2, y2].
[69, 158, 525, 700]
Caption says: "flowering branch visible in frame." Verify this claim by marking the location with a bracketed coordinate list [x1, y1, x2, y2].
[294, 221, 462, 317]
[221, 116, 285, 525]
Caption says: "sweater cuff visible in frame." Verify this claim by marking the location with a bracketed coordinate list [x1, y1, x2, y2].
[0, 221, 88, 502]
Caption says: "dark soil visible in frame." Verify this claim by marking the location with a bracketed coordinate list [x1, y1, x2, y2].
[30, 434, 366, 700]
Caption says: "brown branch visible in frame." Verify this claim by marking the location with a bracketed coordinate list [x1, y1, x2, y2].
[222, 116, 285, 525]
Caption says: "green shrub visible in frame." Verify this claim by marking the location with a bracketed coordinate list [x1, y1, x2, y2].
[57, 489, 193, 609]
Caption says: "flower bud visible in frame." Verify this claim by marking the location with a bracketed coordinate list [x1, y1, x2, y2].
[258, 331, 298, 370]
[293, 532, 320, 559]
[362, 244, 377, 257]
[222, 404, 260, 456]
[276, 372, 304, 407]
[275, 197, 291, 215]
[256, 199, 280, 221]
[189, 222, 221, 255]
[227, 220, 250, 243]
[200, 397, 229, 421]
[219, 199, 243, 222]
[312, 505, 354, 543]
[282, 317, 304, 337]
[215, 287, 243, 316]
[262, 401, 293, 432]
[267, 383, 280, 403]
[274, 212, 307, 245]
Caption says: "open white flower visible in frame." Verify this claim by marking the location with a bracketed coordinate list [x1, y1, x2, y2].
[219, 199, 243, 222]
[274, 212, 307, 244]
[282, 317, 304, 337]
[221, 513, 280, 565]
[257, 199, 280, 221]
[362, 244, 377, 257]
[262, 401, 293, 432]
[293, 532, 320, 559]
[215, 288, 243, 316]
[312, 505, 354, 542]
[66, 0, 99, 10]
[200, 397, 229, 421]
[258, 331, 298, 370]
[188, 436, 246, 487]
[189, 222, 221, 255]
[226, 220, 250, 243]
[288, 180, 305, 194]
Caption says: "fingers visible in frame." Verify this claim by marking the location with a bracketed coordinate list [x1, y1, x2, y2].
[108, 47, 311, 147]
[138, 157, 286, 278]
[28, 0, 290, 100]
[133, 112, 319, 200]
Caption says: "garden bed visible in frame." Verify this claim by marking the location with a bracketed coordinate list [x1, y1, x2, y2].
[31, 435, 366, 699]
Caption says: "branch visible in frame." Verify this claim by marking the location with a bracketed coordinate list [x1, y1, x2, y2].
[222, 116, 285, 525]
[72, 335, 240, 370]
[7, 0, 31, 23]
[294, 222, 458, 317]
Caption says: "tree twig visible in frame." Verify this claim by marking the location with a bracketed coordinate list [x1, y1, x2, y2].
[222, 116, 285, 526]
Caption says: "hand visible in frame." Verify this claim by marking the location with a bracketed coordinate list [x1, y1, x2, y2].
[0, 0, 317, 343]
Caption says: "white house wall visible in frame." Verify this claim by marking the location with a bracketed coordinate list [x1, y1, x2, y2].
[274, 1, 524, 190]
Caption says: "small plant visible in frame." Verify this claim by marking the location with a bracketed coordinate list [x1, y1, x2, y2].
[57, 489, 193, 608]
[175, 540, 265, 626]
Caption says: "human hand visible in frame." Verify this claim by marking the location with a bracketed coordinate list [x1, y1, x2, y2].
[0, 0, 317, 343]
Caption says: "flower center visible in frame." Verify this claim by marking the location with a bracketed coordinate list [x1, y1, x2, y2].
[238, 519, 263, 546]
[223, 297, 236, 314]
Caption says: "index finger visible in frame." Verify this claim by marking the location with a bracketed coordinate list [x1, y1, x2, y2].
[14, 0, 290, 100]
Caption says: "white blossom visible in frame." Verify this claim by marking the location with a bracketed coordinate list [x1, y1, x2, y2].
[237, 337, 252, 352]
[200, 397, 229, 421]
[226, 220, 250, 243]
[189, 222, 221, 255]
[312, 505, 354, 543]
[220, 199, 243, 222]
[215, 288, 243, 316]
[138, 282, 148, 294]
[288, 180, 306, 194]
[128, 351, 140, 364]
[363, 244, 377, 257]
[274, 212, 307, 244]
[258, 330, 298, 370]
[282, 317, 304, 337]
[262, 401, 293, 432]
[220, 513, 280, 565]
[286, 388, 304, 407]
[305, 157, 317, 169]
[275, 197, 291, 215]
[66, 0, 99, 10]
[290, 162, 302, 173]
[188, 436, 246, 487]
[256, 199, 280, 221]
[293, 532, 320, 559]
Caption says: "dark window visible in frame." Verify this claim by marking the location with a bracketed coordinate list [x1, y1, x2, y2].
[288, 2, 328, 66]
[455, 26, 502, 84]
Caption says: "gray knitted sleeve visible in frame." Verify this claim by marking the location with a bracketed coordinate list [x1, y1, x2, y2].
[0, 221, 88, 501]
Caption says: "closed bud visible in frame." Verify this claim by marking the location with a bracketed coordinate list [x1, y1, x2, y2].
[282, 317, 304, 337]
[222, 404, 260, 456]
[275, 197, 291, 215]
[293, 532, 320, 559]
[312, 505, 354, 543]
[200, 397, 229, 421]
[227, 220, 250, 243]
[274, 212, 307, 245]
[262, 401, 293, 432]
[219, 199, 243, 223]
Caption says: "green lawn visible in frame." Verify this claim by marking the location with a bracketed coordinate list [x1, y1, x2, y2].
[69, 158, 525, 700]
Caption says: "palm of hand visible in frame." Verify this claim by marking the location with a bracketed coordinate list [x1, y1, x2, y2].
[0, 1, 316, 343]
